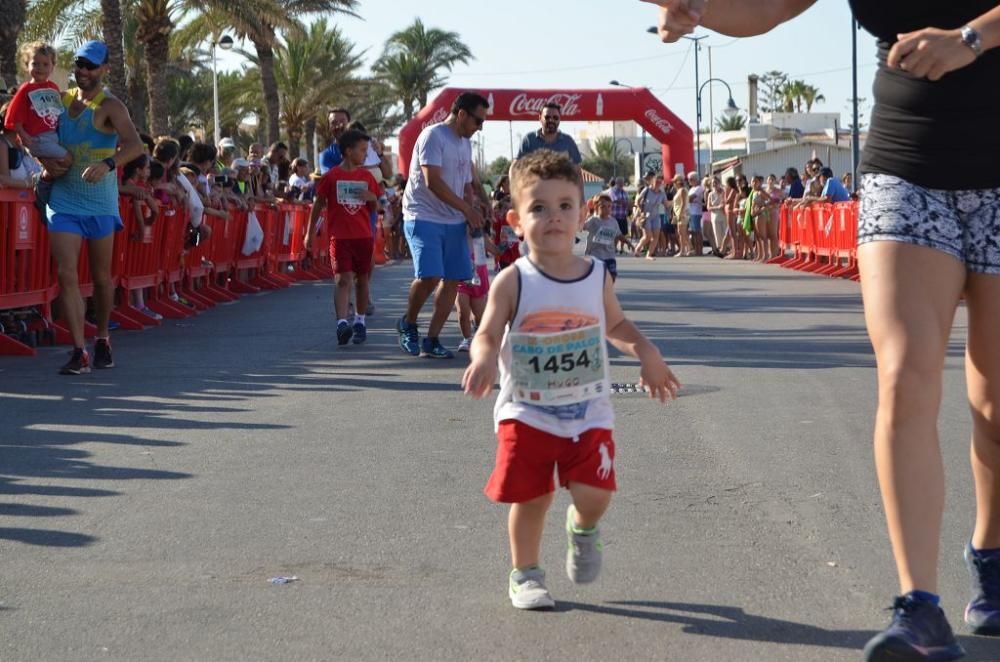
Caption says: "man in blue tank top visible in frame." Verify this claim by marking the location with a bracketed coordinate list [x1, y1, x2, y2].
[37, 41, 144, 375]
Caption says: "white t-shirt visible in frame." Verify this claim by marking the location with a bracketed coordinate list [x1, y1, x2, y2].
[288, 173, 311, 189]
[177, 171, 204, 228]
[688, 185, 704, 217]
[402, 122, 472, 225]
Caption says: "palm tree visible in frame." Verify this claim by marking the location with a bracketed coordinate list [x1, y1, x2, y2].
[715, 113, 746, 131]
[582, 136, 632, 182]
[100, 0, 129, 105]
[0, 0, 27, 87]
[269, 19, 363, 158]
[801, 84, 825, 112]
[202, 0, 358, 146]
[781, 80, 809, 113]
[374, 19, 472, 120]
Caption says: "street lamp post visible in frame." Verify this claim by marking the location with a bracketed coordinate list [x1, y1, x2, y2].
[647, 28, 707, 176]
[212, 34, 234, 146]
[697, 78, 738, 176]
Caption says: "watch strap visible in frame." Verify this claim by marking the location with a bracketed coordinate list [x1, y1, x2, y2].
[103, 157, 117, 170]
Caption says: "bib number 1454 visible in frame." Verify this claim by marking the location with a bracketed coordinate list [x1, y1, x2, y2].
[527, 349, 594, 375]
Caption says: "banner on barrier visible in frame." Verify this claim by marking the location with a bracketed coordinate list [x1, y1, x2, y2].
[15, 202, 35, 250]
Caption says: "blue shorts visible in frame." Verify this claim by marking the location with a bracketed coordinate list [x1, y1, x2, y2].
[47, 211, 123, 240]
[688, 213, 703, 233]
[403, 220, 473, 281]
[646, 215, 662, 232]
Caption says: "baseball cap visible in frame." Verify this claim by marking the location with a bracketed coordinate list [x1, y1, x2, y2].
[218, 137, 236, 149]
[74, 41, 109, 65]
[231, 158, 251, 169]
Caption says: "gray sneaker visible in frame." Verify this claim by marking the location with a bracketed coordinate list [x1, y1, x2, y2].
[508, 567, 555, 610]
[566, 504, 602, 584]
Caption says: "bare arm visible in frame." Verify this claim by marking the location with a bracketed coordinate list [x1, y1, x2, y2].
[423, 164, 483, 229]
[0, 143, 33, 189]
[303, 191, 326, 249]
[602, 272, 680, 402]
[462, 267, 517, 399]
[645, 0, 819, 42]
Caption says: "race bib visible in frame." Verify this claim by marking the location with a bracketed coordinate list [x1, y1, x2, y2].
[593, 227, 617, 246]
[510, 324, 606, 405]
[336, 180, 368, 214]
[28, 88, 63, 130]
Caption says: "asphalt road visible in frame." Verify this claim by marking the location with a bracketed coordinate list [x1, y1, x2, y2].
[2, 255, 996, 662]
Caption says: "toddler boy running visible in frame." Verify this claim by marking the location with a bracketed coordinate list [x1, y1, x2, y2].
[304, 129, 381, 346]
[462, 149, 681, 609]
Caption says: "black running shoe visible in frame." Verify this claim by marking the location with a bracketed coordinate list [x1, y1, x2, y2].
[93, 338, 114, 369]
[863, 595, 965, 661]
[59, 348, 91, 375]
[336, 320, 353, 346]
[351, 322, 367, 344]
[965, 543, 1000, 635]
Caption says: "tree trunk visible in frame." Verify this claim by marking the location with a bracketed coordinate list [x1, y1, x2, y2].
[144, 32, 171, 136]
[127, 69, 147, 132]
[0, 0, 26, 89]
[255, 41, 280, 146]
[100, 0, 130, 108]
[304, 117, 316, 166]
[287, 125, 302, 159]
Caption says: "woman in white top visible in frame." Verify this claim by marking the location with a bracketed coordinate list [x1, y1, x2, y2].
[707, 177, 727, 256]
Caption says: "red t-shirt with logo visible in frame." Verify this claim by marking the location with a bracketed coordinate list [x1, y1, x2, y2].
[4, 81, 63, 136]
[315, 166, 382, 240]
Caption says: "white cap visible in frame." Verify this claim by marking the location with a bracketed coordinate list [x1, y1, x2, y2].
[218, 137, 236, 149]
[231, 158, 251, 169]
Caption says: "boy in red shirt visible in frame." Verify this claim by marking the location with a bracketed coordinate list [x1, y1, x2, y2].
[4, 41, 68, 160]
[304, 129, 381, 346]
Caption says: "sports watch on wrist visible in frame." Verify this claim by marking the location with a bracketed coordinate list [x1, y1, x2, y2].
[960, 25, 983, 57]
[103, 157, 117, 171]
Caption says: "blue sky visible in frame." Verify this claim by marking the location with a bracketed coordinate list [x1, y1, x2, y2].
[219, 0, 878, 161]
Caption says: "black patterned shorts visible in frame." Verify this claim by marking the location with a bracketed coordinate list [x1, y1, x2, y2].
[859, 174, 1000, 274]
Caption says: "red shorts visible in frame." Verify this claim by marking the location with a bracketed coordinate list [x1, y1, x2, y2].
[331, 237, 374, 275]
[484, 420, 616, 504]
[456, 264, 490, 299]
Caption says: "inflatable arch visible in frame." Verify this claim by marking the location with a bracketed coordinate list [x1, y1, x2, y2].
[397, 87, 694, 182]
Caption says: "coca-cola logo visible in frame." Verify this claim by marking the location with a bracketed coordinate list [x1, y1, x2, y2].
[509, 93, 582, 118]
[644, 109, 675, 135]
[421, 107, 449, 130]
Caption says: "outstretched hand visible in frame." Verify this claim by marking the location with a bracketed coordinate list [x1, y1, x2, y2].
[462, 358, 497, 400]
[639, 359, 681, 403]
[641, 0, 706, 43]
[887, 28, 977, 81]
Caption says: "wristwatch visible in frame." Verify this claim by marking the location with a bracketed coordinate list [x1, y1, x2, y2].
[103, 157, 117, 171]
[960, 25, 983, 57]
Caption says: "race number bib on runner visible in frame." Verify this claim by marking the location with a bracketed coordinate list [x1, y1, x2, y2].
[510, 325, 605, 405]
[336, 180, 369, 207]
[593, 227, 617, 246]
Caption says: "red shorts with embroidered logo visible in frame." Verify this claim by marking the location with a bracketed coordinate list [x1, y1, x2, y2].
[330, 237, 374, 275]
[484, 420, 616, 504]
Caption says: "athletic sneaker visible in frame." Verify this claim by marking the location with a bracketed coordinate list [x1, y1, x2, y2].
[566, 504, 603, 584]
[965, 543, 1000, 635]
[351, 323, 367, 345]
[397, 317, 420, 356]
[59, 348, 91, 375]
[420, 337, 454, 359]
[509, 567, 555, 610]
[93, 339, 114, 369]
[457, 337, 472, 352]
[366, 301, 375, 316]
[862, 595, 965, 662]
[336, 320, 353, 346]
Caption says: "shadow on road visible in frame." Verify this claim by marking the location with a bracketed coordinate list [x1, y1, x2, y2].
[556, 600, 872, 649]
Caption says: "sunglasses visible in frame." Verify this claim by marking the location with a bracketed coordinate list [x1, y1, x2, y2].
[466, 112, 485, 127]
[543, 116, 560, 121]
[74, 58, 100, 70]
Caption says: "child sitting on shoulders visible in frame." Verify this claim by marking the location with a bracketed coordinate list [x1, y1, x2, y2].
[462, 149, 680, 611]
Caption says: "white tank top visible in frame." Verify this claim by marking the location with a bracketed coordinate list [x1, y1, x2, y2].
[494, 256, 614, 438]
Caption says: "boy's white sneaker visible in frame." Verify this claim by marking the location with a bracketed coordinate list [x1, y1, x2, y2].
[457, 337, 472, 352]
[508, 567, 555, 610]
[566, 504, 603, 584]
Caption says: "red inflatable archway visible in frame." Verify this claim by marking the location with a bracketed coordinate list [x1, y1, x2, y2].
[397, 87, 694, 181]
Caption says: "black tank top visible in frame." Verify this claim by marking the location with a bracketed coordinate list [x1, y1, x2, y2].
[849, 0, 1000, 190]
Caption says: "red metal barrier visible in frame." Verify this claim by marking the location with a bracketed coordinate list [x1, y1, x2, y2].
[775, 201, 860, 281]
[272, 203, 322, 281]
[0, 189, 52, 355]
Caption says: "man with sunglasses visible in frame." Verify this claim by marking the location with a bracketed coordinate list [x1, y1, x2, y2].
[516, 103, 582, 164]
[397, 92, 488, 359]
[36, 40, 144, 375]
